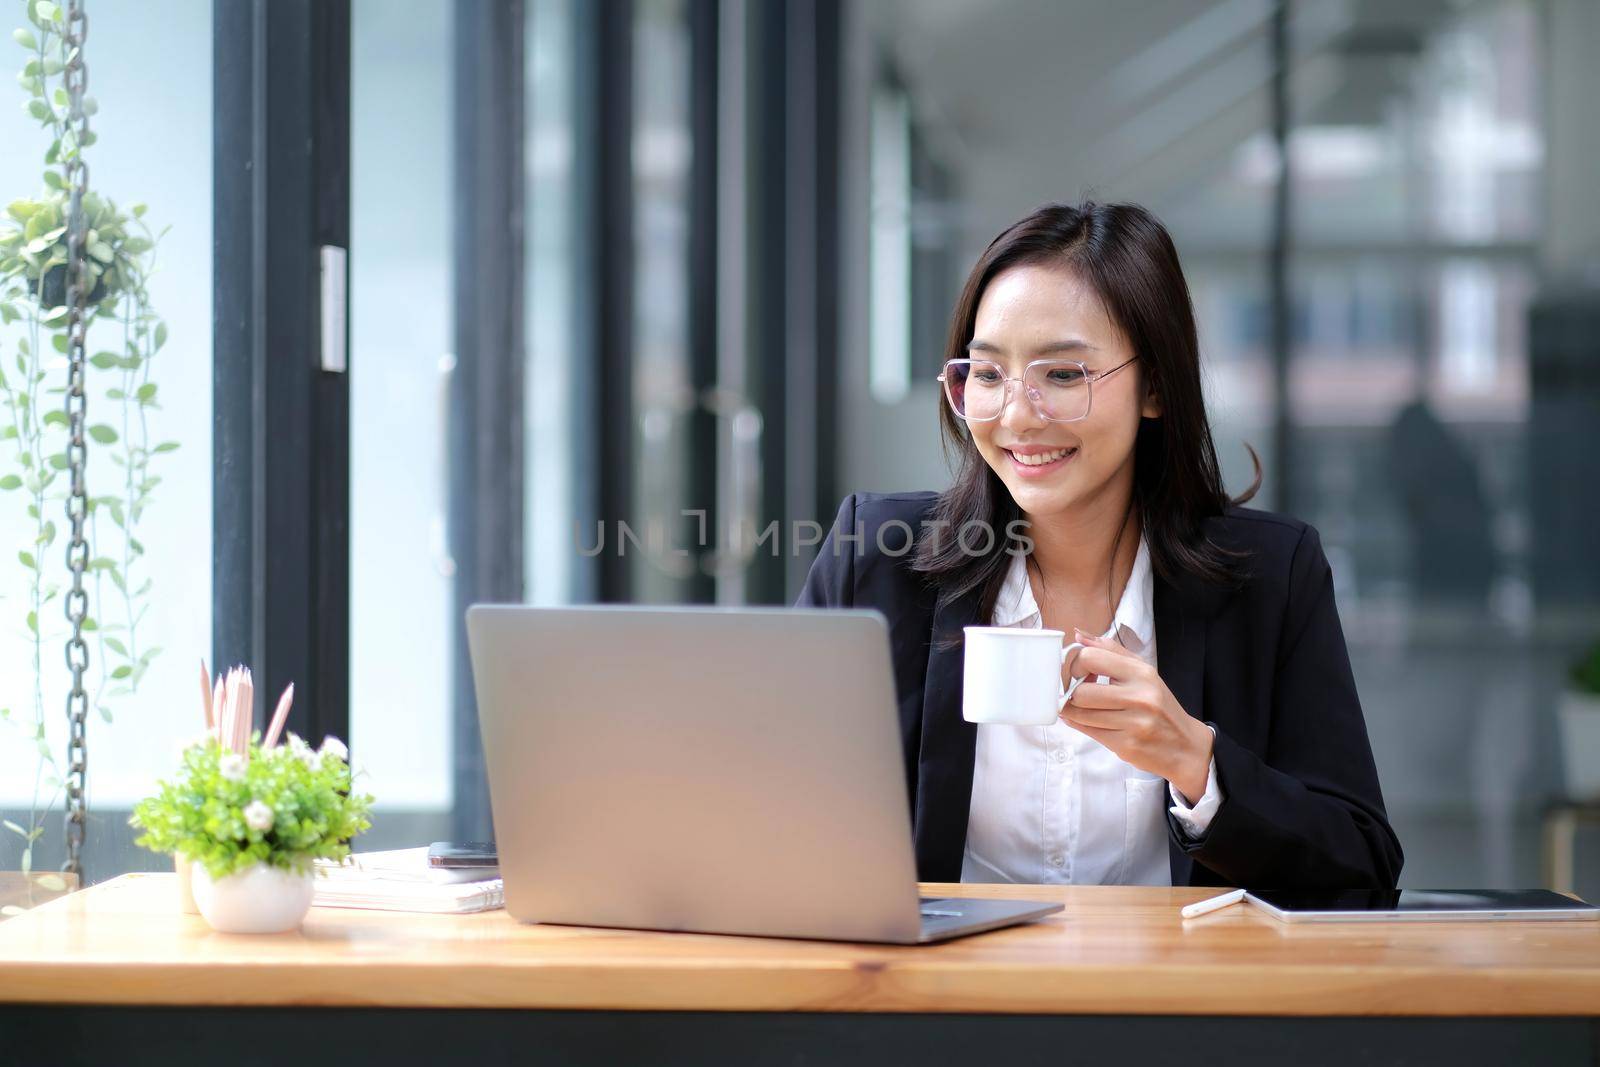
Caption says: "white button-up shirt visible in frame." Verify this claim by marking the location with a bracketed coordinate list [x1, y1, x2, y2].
[960, 538, 1223, 886]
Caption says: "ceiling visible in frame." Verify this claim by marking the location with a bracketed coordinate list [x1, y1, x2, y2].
[859, 0, 1470, 257]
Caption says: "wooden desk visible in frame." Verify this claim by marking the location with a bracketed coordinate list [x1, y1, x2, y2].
[2, 874, 1598, 1066]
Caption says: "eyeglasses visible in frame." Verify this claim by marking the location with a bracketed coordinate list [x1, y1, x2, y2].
[937, 356, 1138, 424]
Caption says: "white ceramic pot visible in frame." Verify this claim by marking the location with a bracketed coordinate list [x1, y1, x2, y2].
[191, 861, 315, 934]
[1558, 689, 1600, 801]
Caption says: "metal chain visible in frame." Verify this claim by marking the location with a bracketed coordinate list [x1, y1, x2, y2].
[60, 0, 92, 880]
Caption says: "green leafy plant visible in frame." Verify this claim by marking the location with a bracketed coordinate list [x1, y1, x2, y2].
[130, 735, 374, 880]
[1571, 643, 1600, 698]
[1, 0, 176, 875]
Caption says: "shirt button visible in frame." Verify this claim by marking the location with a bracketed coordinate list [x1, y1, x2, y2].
[1051, 749, 1065, 764]
[1049, 854, 1065, 868]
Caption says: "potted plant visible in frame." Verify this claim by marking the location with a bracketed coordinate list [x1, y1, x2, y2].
[1560, 642, 1600, 801]
[131, 697, 373, 934]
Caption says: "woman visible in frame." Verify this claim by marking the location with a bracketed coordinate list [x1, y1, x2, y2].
[798, 202, 1401, 890]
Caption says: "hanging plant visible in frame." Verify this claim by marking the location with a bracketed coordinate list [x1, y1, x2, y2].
[0, 0, 175, 878]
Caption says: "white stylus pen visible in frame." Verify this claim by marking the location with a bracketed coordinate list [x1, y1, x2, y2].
[1181, 888, 1247, 919]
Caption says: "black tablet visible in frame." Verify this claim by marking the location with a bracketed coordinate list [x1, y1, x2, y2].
[427, 841, 498, 869]
[1244, 889, 1600, 923]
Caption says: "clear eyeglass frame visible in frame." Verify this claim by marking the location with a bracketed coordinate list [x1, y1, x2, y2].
[936, 355, 1138, 424]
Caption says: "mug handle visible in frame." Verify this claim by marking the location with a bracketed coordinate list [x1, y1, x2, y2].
[1057, 641, 1087, 711]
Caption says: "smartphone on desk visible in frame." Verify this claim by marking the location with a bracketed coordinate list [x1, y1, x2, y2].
[427, 841, 498, 868]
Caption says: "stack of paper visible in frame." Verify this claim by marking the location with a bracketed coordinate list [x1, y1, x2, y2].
[313, 847, 504, 914]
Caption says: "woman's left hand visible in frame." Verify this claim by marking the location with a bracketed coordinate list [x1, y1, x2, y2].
[1061, 629, 1214, 802]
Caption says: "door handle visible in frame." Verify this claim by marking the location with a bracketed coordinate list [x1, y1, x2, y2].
[432, 352, 457, 579]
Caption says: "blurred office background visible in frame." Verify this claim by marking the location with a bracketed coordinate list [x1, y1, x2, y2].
[2, 0, 1599, 900]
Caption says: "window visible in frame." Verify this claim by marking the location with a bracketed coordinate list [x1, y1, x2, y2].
[0, 0, 212, 879]
[348, 0, 454, 842]
[525, 0, 580, 608]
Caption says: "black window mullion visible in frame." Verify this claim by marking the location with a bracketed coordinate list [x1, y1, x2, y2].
[449, 0, 528, 842]
[686, 0, 719, 603]
[574, 0, 634, 603]
[812, 0, 842, 531]
[745, 0, 788, 605]
[744, 0, 842, 604]
[212, 0, 351, 750]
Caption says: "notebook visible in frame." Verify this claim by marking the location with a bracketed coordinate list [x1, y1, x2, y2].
[313, 847, 504, 914]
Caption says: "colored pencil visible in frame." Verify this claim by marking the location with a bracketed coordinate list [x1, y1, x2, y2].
[264, 683, 294, 749]
[200, 660, 213, 732]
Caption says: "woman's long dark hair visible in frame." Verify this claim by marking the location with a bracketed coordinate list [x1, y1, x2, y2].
[913, 201, 1260, 618]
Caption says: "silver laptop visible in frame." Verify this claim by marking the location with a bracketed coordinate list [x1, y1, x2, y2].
[466, 604, 1062, 944]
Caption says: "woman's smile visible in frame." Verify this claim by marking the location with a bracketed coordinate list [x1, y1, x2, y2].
[1003, 443, 1078, 476]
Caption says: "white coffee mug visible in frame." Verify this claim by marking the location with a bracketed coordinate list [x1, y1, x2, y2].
[962, 626, 1087, 726]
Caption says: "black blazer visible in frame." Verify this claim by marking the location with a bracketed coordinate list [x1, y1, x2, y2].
[796, 491, 1402, 890]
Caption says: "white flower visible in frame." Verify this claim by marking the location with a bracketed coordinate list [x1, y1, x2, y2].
[243, 800, 274, 832]
[318, 736, 348, 763]
[219, 753, 248, 782]
[287, 732, 321, 770]
[176, 734, 211, 759]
